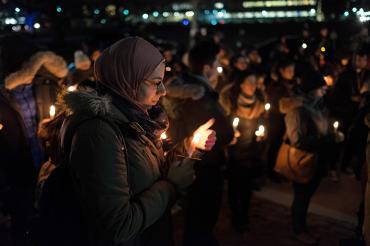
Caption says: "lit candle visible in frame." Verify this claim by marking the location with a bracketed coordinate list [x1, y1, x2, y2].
[0, 123, 3, 131]
[265, 103, 271, 111]
[49, 105, 56, 119]
[160, 132, 167, 140]
[333, 121, 339, 133]
[189, 133, 201, 157]
[232, 117, 240, 131]
[302, 43, 308, 49]
[165, 66, 172, 72]
[67, 85, 77, 92]
[255, 125, 265, 137]
[217, 66, 223, 74]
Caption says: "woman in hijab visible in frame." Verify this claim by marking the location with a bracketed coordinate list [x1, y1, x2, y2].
[42, 37, 216, 246]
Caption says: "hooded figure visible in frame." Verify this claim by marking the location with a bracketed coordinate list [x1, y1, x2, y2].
[40, 37, 200, 246]
[0, 34, 68, 246]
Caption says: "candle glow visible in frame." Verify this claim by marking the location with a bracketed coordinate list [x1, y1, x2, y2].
[160, 132, 167, 140]
[49, 105, 56, 119]
[232, 117, 240, 130]
[265, 103, 271, 111]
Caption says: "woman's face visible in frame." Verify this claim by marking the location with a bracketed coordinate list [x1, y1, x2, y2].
[137, 62, 166, 109]
[240, 75, 257, 96]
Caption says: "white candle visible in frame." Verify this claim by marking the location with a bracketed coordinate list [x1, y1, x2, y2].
[265, 103, 271, 111]
[255, 125, 265, 137]
[189, 133, 201, 157]
[232, 117, 240, 131]
[49, 105, 56, 119]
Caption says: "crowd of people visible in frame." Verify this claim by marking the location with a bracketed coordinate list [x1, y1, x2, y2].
[1, 23, 370, 246]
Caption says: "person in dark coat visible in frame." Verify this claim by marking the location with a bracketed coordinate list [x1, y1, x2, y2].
[279, 69, 342, 245]
[0, 34, 68, 246]
[266, 57, 299, 180]
[330, 49, 370, 174]
[42, 37, 216, 246]
[162, 41, 234, 246]
[219, 70, 267, 232]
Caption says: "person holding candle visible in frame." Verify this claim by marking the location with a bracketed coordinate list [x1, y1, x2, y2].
[219, 70, 267, 232]
[0, 34, 68, 246]
[279, 68, 343, 245]
[162, 40, 234, 246]
[38, 37, 216, 246]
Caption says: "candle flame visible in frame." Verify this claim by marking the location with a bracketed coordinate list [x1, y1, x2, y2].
[232, 117, 240, 128]
[67, 85, 77, 92]
[217, 66, 223, 74]
[255, 125, 265, 137]
[333, 121, 339, 129]
[265, 103, 271, 111]
[49, 105, 56, 118]
[160, 132, 167, 140]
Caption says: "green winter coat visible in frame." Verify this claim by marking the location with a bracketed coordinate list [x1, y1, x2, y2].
[60, 90, 178, 245]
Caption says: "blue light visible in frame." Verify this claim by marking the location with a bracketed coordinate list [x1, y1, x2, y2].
[56, 6, 62, 13]
[123, 9, 129, 15]
[211, 19, 218, 25]
[344, 11, 349, 17]
[153, 11, 159, 17]
[94, 9, 100, 15]
[15, 7, 20, 13]
[204, 10, 210, 15]
[182, 19, 190, 26]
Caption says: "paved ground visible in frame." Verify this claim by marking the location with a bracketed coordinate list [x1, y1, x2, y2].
[0, 175, 361, 246]
[172, 175, 361, 246]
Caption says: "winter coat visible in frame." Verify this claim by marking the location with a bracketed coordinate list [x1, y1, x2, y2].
[279, 94, 332, 154]
[0, 51, 68, 192]
[219, 84, 267, 169]
[162, 72, 234, 168]
[329, 69, 370, 129]
[58, 90, 179, 245]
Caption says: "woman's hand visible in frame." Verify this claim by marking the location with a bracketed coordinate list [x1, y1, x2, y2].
[187, 118, 217, 157]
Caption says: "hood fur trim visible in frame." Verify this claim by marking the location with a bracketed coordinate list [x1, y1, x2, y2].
[5, 51, 68, 90]
[279, 96, 304, 114]
[165, 77, 205, 100]
[58, 90, 112, 117]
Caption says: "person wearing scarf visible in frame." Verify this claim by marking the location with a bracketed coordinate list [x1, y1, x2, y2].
[220, 70, 267, 232]
[41, 37, 216, 246]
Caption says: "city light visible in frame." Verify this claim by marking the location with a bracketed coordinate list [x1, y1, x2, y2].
[344, 11, 349, 17]
[352, 7, 358, 13]
[123, 9, 129, 16]
[163, 12, 170, 17]
[185, 11, 195, 17]
[5, 18, 17, 25]
[56, 6, 62, 13]
[182, 19, 190, 26]
[15, 7, 20, 13]
[142, 13, 149, 20]
[94, 9, 100, 15]
[153, 11, 159, 17]
[215, 2, 224, 9]
[33, 23, 41, 29]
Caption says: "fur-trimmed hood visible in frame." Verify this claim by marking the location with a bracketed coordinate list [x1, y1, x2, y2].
[5, 51, 68, 90]
[58, 90, 113, 117]
[279, 96, 305, 114]
[165, 76, 205, 100]
[162, 76, 206, 119]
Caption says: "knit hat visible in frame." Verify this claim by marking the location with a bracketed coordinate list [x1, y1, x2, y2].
[74, 50, 91, 70]
[299, 69, 326, 93]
